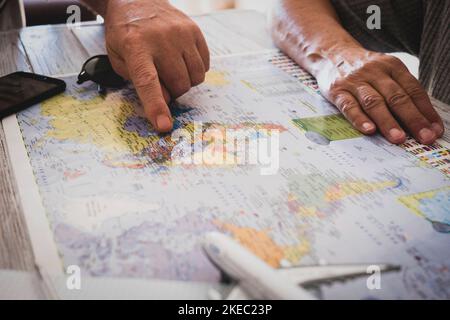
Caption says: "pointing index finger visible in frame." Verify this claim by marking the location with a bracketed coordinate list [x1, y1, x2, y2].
[126, 53, 173, 132]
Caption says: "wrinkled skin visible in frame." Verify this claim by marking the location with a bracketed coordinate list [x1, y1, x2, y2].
[272, 0, 444, 145]
[315, 47, 443, 144]
[84, 0, 210, 132]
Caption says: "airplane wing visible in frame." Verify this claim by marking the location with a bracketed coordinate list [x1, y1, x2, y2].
[277, 263, 401, 287]
[222, 264, 401, 300]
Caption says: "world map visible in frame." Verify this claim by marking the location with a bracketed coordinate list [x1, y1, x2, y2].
[16, 52, 450, 299]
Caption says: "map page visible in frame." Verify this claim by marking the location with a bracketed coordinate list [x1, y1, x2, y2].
[14, 51, 450, 299]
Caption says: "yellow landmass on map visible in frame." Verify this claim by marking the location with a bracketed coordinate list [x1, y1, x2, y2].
[288, 177, 400, 218]
[205, 70, 230, 86]
[324, 179, 399, 202]
[41, 94, 288, 168]
[218, 222, 309, 267]
[241, 80, 256, 92]
[398, 187, 450, 218]
[282, 240, 310, 264]
[286, 197, 322, 217]
[297, 206, 320, 217]
[41, 93, 154, 155]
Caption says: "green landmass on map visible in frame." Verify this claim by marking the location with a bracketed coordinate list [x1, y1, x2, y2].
[293, 114, 362, 141]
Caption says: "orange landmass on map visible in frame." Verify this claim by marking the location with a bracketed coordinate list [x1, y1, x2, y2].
[219, 222, 284, 267]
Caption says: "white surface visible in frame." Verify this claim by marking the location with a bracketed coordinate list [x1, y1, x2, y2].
[0, 269, 223, 300]
[2, 115, 63, 276]
[0, 270, 45, 300]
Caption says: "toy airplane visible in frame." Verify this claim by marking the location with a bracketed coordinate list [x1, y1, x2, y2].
[202, 232, 401, 300]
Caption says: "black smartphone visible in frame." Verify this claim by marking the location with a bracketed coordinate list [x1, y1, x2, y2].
[0, 72, 66, 119]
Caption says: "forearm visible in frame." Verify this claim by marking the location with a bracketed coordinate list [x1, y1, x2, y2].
[271, 0, 443, 145]
[271, 0, 364, 78]
[81, 0, 109, 16]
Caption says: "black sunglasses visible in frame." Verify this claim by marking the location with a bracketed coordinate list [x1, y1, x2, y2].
[77, 55, 126, 94]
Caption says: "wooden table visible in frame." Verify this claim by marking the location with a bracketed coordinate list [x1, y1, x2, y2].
[0, 9, 275, 272]
[0, 0, 24, 31]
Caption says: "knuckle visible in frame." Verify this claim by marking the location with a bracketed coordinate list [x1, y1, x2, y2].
[382, 55, 407, 72]
[171, 81, 191, 97]
[131, 65, 158, 88]
[187, 21, 201, 33]
[405, 85, 427, 99]
[335, 95, 356, 113]
[384, 55, 403, 66]
[169, 21, 190, 35]
[363, 59, 383, 70]
[361, 93, 384, 111]
[329, 80, 346, 96]
[155, 22, 172, 34]
[387, 92, 409, 108]
[191, 72, 205, 86]
[123, 32, 143, 50]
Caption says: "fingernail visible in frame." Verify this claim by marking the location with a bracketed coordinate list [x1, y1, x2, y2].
[431, 122, 443, 137]
[419, 128, 436, 144]
[362, 122, 375, 132]
[389, 128, 405, 142]
[156, 114, 172, 132]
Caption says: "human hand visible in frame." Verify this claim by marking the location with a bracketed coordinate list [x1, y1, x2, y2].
[316, 48, 444, 144]
[103, 0, 210, 132]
